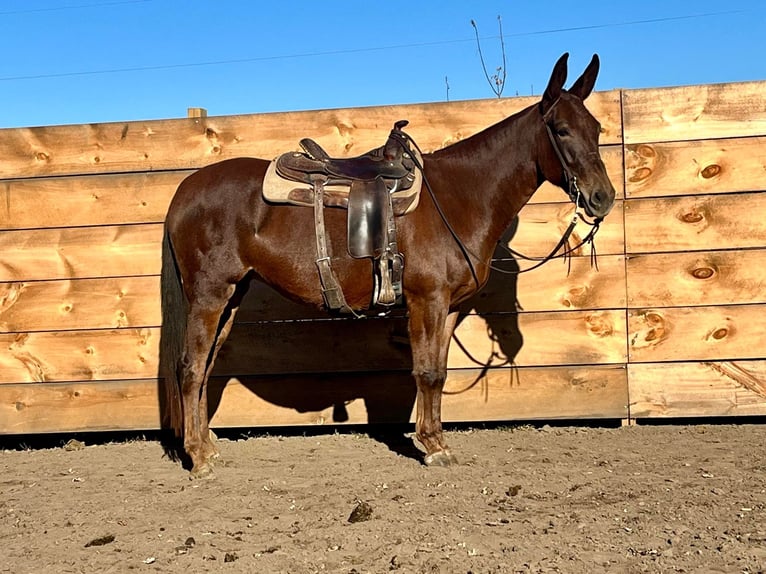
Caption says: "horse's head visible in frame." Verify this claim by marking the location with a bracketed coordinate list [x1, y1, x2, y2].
[538, 53, 616, 221]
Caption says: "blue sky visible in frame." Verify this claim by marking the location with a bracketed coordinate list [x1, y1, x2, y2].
[0, 0, 763, 128]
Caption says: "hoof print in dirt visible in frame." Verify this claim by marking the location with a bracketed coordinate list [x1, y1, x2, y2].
[348, 501, 373, 523]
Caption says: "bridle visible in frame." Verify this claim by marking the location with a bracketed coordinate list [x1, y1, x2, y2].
[391, 102, 604, 287]
[497, 101, 603, 275]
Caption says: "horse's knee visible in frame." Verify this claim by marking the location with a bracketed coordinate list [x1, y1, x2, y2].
[412, 368, 447, 388]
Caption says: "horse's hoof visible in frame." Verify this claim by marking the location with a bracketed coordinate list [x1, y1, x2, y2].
[424, 449, 458, 467]
[189, 463, 215, 480]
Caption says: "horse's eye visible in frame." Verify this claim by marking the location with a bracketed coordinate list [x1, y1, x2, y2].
[556, 127, 570, 137]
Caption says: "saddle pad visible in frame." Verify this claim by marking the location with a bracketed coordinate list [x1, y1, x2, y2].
[262, 151, 423, 216]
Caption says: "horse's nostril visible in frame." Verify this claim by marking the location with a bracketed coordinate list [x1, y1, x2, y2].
[591, 190, 604, 207]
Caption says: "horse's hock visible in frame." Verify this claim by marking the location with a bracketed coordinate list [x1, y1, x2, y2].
[2, 79, 766, 435]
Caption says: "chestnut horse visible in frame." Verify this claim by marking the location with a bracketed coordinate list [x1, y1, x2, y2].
[160, 53, 616, 477]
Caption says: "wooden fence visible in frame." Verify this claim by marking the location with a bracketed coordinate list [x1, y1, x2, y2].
[1, 79, 765, 435]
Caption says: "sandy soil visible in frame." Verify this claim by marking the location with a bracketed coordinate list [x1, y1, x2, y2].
[2, 423, 766, 573]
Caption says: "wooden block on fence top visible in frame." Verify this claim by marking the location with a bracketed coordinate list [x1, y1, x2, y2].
[624, 192, 766, 254]
[0, 364, 627, 434]
[0, 224, 162, 282]
[627, 249, 766, 309]
[0, 91, 622, 179]
[622, 80, 766, 144]
[512, 200, 625, 259]
[625, 137, 766, 199]
[628, 304, 766, 364]
[628, 360, 766, 418]
[0, 171, 188, 231]
[0, 276, 160, 333]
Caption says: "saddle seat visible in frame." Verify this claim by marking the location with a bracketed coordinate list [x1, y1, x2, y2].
[282, 134, 411, 181]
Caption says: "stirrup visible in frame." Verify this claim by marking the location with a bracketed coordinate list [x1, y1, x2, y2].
[374, 251, 403, 307]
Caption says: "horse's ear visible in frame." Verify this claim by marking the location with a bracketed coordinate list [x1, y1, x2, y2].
[568, 54, 600, 101]
[540, 52, 569, 115]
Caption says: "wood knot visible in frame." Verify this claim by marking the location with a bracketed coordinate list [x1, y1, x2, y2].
[700, 164, 721, 179]
[677, 206, 706, 224]
[631, 310, 668, 349]
[636, 144, 656, 158]
[690, 265, 716, 280]
[628, 166, 652, 183]
[35, 151, 51, 162]
[560, 285, 589, 308]
[585, 313, 614, 338]
[705, 322, 734, 342]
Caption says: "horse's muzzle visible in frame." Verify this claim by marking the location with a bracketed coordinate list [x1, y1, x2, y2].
[583, 187, 615, 219]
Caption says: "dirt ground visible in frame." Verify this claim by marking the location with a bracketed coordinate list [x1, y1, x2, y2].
[2, 422, 766, 574]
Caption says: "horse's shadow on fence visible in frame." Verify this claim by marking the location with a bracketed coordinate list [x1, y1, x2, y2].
[160, 226, 523, 463]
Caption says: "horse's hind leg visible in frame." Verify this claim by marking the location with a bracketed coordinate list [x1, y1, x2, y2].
[180, 282, 239, 478]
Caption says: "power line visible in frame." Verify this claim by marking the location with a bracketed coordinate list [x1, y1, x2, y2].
[0, 0, 153, 17]
[0, 8, 747, 82]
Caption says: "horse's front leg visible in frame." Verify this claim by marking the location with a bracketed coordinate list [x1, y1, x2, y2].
[408, 299, 459, 466]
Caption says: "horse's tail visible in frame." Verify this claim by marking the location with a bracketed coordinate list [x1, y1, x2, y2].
[158, 225, 186, 441]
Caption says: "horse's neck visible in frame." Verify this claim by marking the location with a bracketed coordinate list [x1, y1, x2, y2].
[427, 105, 542, 253]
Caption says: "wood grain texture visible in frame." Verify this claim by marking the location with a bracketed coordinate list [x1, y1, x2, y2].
[627, 249, 766, 308]
[0, 171, 189, 231]
[628, 305, 766, 363]
[0, 254, 626, 333]
[0, 146, 622, 232]
[625, 136, 766, 199]
[0, 198, 624, 283]
[624, 192, 766, 254]
[0, 310, 627, 384]
[0, 276, 159, 333]
[628, 360, 766, 418]
[0, 365, 628, 434]
[508, 200, 625, 259]
[0, 91, 621, 179]
[0, 224, 162, 282]
[622, 81, 766, 144]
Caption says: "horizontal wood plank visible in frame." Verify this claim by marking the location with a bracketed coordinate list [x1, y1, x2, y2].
[628, 360, 766, 418]
[625, 136, 766, 199]
[628, 304, 766, 363]
[0, 365, 628, 434]
[0, 310, 627, 384]
[0, 92, 622, 179]
[0, 276, 159, 333]
[508, 200, 625, 259]
[0, 255, 626, 333]
[0, 146, 622, 232]
[624, 192, 766, 254]
[627, 249, 766, 308]
[0, 224, 162, 282]
[0, 171, 189, 231]
[623, 81, 766, 144]
[0, 197, 625, 283]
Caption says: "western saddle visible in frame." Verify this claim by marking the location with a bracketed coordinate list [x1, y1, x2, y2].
[265, 120, 422, 312]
